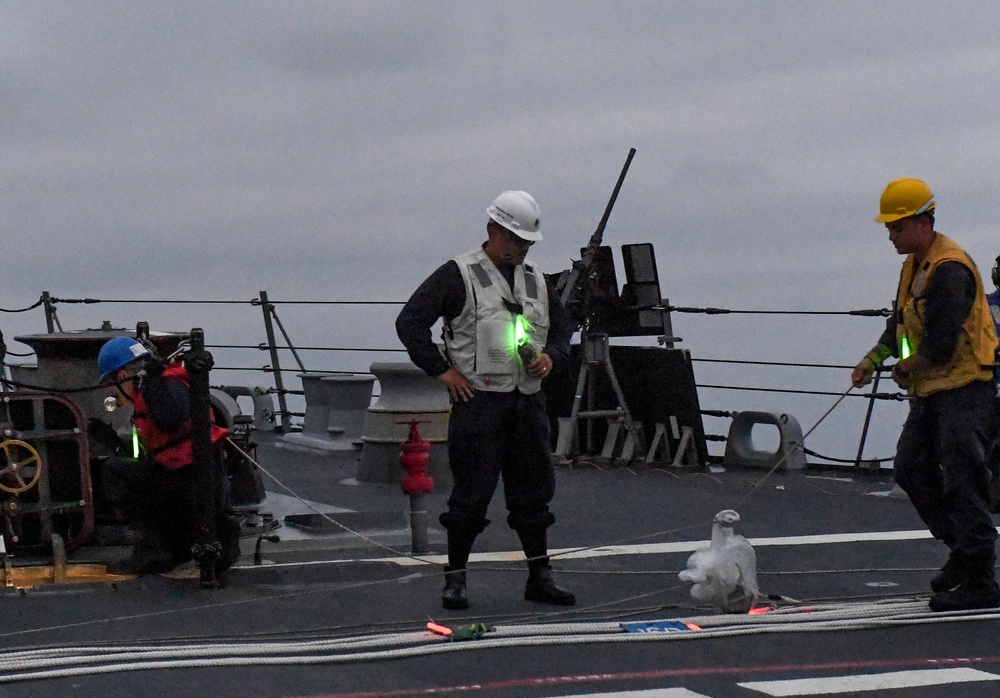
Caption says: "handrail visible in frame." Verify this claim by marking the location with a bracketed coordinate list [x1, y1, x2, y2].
[0, 289, 901, 462]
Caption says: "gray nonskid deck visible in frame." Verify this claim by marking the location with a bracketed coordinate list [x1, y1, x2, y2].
[2, 433, 999, 697]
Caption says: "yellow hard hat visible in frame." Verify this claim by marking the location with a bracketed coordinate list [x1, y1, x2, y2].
[875, 178, 936, 223]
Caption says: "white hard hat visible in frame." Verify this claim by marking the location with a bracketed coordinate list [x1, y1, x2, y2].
[487, 190, 542, 242]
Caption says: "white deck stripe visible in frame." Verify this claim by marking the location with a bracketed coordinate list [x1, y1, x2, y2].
[548, 690, 710, 698]
[385, 528, 938, 566]
[245, 525, 1000, 570]
[738, 668, 1000, 695]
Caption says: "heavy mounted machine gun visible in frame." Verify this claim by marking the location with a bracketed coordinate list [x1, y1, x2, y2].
[552, 149, 648, 460]
[555, 148, 636, 330]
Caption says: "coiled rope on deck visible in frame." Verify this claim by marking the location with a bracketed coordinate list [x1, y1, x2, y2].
[0, 599, 997, 683]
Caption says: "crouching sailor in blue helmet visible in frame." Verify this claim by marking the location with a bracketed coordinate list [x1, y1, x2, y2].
[396, 190, 576, 610]
[98, 336, 241, 579]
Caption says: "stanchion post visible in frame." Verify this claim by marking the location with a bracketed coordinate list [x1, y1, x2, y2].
[41, 291, 56, 334]
[258, 290, 289, 433]
[853, 368, 882, 474]
[187, 327, 221, 587]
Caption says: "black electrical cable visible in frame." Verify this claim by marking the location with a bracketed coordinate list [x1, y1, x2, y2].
[0, 376, 110, 394]
[0, 296, 45, 313]
[801, 446, 894, 464]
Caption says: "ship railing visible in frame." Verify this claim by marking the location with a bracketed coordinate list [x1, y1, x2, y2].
[0, 291, 905, 468]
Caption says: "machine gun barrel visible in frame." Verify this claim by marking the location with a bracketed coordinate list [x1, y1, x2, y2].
[559, 148, 636, 312]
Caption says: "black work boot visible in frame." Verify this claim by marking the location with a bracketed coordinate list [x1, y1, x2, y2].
[442, 567, 469, 610]
[930, 551, 969, 593]
[525, 565, 576, 605]
[929, 557, 1000, 612]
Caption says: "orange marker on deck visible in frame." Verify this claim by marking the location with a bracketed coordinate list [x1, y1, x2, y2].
[426, 622, 453, 637]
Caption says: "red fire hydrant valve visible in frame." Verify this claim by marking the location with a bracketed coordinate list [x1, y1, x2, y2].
[398, 419, 434, 496]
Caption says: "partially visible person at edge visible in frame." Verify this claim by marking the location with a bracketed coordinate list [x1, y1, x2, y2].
[98, 336, 241, 580]
[988, 254, 1000, 392]
[395, 190, 576, 610]
[851, 178, 1000, 612]
[987, 255, 1000, 515]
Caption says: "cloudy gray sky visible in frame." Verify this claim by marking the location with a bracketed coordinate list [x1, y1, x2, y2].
[3, 1, 999, 462]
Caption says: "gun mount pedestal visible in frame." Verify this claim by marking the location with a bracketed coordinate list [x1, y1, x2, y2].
[555, 332, 645, 460]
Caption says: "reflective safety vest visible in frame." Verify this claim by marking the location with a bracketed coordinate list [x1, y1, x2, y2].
[132, 364, 230, 469]
[444, 247, 550, 394]
[895, 232, 998, 397]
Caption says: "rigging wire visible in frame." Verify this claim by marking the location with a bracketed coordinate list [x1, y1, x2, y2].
[47, 297, 405, 306]
[0, 296, 46, 314]
[656, 304, 892, 317]
[46, 295, 896, 314]
[692, 356, 855, 370]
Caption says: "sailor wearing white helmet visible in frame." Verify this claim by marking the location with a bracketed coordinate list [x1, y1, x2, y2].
[396, 190, 576, 610]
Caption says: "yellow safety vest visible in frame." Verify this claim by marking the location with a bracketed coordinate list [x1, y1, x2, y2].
[895, 233, 997, 397]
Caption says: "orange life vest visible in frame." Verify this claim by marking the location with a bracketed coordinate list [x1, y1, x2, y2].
[132, 364, 230, 469]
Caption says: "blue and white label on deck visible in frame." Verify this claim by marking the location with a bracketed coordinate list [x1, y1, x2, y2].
[620, 620, 692, 633]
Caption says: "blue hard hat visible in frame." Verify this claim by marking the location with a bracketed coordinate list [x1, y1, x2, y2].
[98, 337, 150, 382]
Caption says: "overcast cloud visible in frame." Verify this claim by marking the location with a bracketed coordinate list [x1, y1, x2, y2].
[3, 1, 999, 462]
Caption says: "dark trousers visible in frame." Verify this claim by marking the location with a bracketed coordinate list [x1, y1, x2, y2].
[103, 445, 234, 564]
[440, 389, 556, 537]
[894, 379, 999, 562]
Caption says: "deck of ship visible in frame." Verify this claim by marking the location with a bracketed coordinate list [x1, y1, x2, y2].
[3, 431, 1000, 697]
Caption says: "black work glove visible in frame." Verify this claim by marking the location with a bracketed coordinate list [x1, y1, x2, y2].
[144, 354, 166, 378]
[87, 418, 129, 456]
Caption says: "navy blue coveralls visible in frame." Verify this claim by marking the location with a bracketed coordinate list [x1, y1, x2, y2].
[878, 263, 1000, 564]
[395, 253, 573, 562]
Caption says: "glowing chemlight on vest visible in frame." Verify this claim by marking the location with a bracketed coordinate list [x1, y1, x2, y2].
[513, 314, 531, 349]
[900, 335, 912, 360]
[132, 426, 140, 459]
[512, 313, 538, 366]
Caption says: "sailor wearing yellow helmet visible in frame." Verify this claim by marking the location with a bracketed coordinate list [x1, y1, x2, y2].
[852, 178, 1000, 612]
